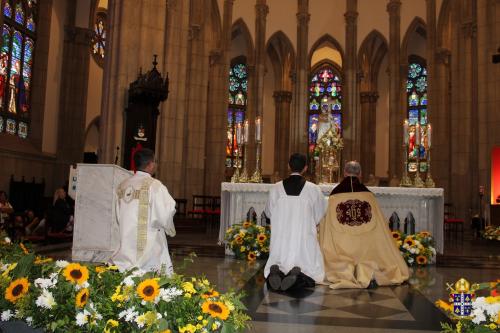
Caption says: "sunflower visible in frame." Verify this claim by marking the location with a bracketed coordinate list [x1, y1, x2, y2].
[235, 235, 243, 245]
[201, 300, 230, 320]
[76, 288, 89, 308]
[5, 277, 30, 303]
[404, 237, 416, 247]
[136, 278, 160, 302]
[247, 252, 256, 261]
[63, 263, 89, 285]
[257, 233, 267, 243]
[416, 255, 428, 265]
[391, 231, 401, 240]
[418, 231, 431, 238]
[201, 289, 220, 299]
[242, 221, 251, 228]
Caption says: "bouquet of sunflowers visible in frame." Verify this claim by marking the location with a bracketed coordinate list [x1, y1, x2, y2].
[391, 230, 436, 266]
[482, 225, 500, 241]
[0, 239, 250, 332]
[225, 221, 270, 261]
[436, 280, 500, 333]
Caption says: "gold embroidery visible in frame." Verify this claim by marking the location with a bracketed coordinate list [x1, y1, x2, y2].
[136, 178, 154, 258]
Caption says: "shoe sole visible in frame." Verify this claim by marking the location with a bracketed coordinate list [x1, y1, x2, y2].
[268, 274, 282, 291]
[280, 275, 297, 291]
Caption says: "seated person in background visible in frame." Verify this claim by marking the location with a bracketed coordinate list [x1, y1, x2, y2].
[49, 188, 72, 233]
[0, 190, 14, 228]
[25, 209, 42, 236]
[264, 153, 327, 292]
[320, 161, 409, 289]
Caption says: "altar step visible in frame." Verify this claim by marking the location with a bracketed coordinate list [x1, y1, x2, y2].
[436, 254, 500, 269]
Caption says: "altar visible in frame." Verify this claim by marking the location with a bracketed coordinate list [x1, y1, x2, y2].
[219, 182, 445, 253]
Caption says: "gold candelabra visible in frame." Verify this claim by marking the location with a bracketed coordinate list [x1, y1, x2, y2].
[250, 141, 263, 183]
[400, 143, 413, 187]
[413, 144, 425, 188]
[239, 143, 249, 182]
[425, 148, 435, 188]
[230, 148, 241, 183]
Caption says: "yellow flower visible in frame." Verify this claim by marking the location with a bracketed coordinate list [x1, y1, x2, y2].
[179, 324, 197, 333]
[104, 319, 119, 333]
[5, 277, 30, 303]
[19, 243, 29, 254]
[247, 251, 256, 261]
[182, 281, 196, 294]
[63, 263, 90, 285]
[1, 263, 17, 277]
[212, 323, 218, 330]
[184, 292, 192, 298]
[488, 323, 497, 330]
[136, 278, 160, 302]
[95, 266, 106, 274]
[158, 330, 171, 333]
[435, 299, 452, 312]
[225, 301, 235, 311]
[242, 221, 251, 228]
[202, 300, 230, 320]
[496, 311, 500, 324]
[485, 296, 500, 304]
[240, 246, 246, 252]
[34, 257, 53, 265]
[416, 255, 428, 265]
[111, 285, 127, 302]
[227, 228, 233, 234]
[418, 231, 431, 238]
[235, 235, 243, 245]
[76, 288, 89, 308]
[257, 233, 267, 243]
[404, 237, 416, 247]
[391, 231, 401, 240]
[201, 289, 220, 299]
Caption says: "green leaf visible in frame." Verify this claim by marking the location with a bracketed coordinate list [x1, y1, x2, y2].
[12, 253, 35, 278]
[221, 322, 236, 333]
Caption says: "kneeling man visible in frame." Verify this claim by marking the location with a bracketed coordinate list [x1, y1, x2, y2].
[319, 161, 409, 289]
[264, 153, 327, 291]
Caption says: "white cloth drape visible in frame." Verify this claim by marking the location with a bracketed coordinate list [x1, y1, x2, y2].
[112, 171, 176, 273]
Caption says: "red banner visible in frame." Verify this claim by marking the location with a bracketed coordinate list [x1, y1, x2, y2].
[491, 147, 500, 204]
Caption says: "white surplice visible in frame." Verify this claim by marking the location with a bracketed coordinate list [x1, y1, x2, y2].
[111, 171, 176, 273]
[263, 181, 327, 282]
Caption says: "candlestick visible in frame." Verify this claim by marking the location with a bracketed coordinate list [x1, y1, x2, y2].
[403, 119, 409, 145]
[255, 117, 262, 142]
[239, 143, 249, 182]
[427, 124, 432, 148]
[236, 123, 242, 146]
[243, 120, 249, 144]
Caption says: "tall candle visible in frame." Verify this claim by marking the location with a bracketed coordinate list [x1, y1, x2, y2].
[427, 124, 432, 148]
[255, 117, 262, 142]
[415, 124, 420, 144]
[403, 119, 409, 145]
[236, 123, 242, 145]
[244, 120, 249, 144]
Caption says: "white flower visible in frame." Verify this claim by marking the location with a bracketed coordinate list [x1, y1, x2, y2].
[26, 317, 33, 326]
[35, 290, 56, 309]
[159, 287, 183, 302]
[131, 269, 146, 277]
[407, 257, 414, 264]
[471, 308, 486, 324]
[75, 312, 88, 326]
[4, 237, 11, 243]
[122, 276, 134, 287]
[34, 277, 56, 289]
[1, 310, 13, 321]
[55, 260, 69, 268]
[75, 281, 90, 290]
[119, 307, 138, 322]
[135, 314, 146, 328]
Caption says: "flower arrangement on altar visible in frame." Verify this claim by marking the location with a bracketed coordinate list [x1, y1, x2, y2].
[436, 278, 500, 333]
[482, 225, 500, 241]
[0, 237, 250, 332]
[225, 221, 270, 261]
[391, 230, 436, 266]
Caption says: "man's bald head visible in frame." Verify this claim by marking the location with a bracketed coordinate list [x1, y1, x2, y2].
[344, 161, 362, 177]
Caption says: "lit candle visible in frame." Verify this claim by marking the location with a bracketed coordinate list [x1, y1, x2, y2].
[415, 124, 420, 144]
[403, 119, 409, 145]
[236, 123, 242, 145]
[255, 117, 262, 142]
[244, 120, 249, 144]
[427, 124, 432, 148]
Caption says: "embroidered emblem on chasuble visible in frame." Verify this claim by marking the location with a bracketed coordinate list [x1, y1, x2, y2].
[336, 200, 372, 226]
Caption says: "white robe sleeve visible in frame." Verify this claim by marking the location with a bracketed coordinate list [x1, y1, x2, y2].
[151, 184, 177, 237]
[265, 184, 279, 219]
[312, 185, 327, 225]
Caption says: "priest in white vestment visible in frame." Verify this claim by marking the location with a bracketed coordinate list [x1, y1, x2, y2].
[264, 153, 327, 291]
[319, 161, 409, 289]
[111, 148, 176, 274]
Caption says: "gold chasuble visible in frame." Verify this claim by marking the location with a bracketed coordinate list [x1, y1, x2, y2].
[319, 191, 409, 289]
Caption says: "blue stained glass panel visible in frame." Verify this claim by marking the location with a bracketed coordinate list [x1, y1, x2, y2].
[227, 109, 233, 125]
[11, 30, 22, 70]
[309, 99, 319, 111]
[229, 76, 238, 92]
[233, 63, 247, 79]
[308, 114, 318, 146]
[416, 76, 427, 93]
[333, 114, 342, 130]
[408, 109, 419, 125]
[420, 93, 427, 106]
[409, 91, 419, 106]
[26, 15, 34, 31]
[14, 1, 23, 24]
[408, 63, 421, 78]
[420, 109, 427, 125]
[2, 25, 10, 53]
[23, 38, 33, 63]
[331, 99, 341, 111]
[3, 1, 12, 17]
[235, 111, 244, 124]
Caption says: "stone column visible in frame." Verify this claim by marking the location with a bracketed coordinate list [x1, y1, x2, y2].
[203, 0, 234, 195]
[99, 0, 167, 164]
[343, 0, 359, 162]
[291, 0, 309, 155]
[425, 0, 437, 127]
[359, 91, 378, 179]
[273, 90, 292, 178]
[57, 1, 92, 165]
[387, 0, 402, 180]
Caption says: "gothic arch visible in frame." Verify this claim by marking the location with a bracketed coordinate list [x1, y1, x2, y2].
[231, 18, 255, 65]
[357, 30, 388, 91]
[265, 30, 295, 91]
[209, 0, 222, 48]
[437, 0, 451, 49]
[308, 34, 345, 69]
[401, 16, 427, 63]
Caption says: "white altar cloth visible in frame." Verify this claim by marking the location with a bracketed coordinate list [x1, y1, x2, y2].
[219, 182, 444, 254]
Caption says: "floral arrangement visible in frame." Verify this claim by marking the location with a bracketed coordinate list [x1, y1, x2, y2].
[436, 280, 500, 333]
[391, 230, 436, 266]
[0, 237, 250, 332]
[482, 225, 500, 241]
[225, 221, 270, 261]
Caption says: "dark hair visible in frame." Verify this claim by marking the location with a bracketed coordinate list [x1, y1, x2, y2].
[0, 190, 7, 199]
[288, 153, 307, 173]
[134, 148, 155, 170]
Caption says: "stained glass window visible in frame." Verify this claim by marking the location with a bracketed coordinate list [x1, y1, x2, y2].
[91, 11, 106, 67]
[226, 60, 248, 168]
[0, 0, 37, 139]
[406, 56, 429, 173]
[307, 64, 342, 155]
